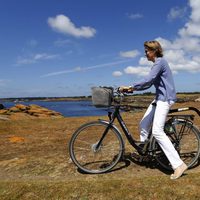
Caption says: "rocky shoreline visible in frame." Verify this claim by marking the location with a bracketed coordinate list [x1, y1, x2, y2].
[0, 93, 199, 120]
[0, 104, 63, 120]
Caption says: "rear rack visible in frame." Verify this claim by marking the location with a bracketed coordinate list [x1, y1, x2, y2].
[167, 114, 195, 121]
[169, 107, 200, 117]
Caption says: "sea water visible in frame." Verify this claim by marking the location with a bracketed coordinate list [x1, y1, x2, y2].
[2, 100, 109, 117]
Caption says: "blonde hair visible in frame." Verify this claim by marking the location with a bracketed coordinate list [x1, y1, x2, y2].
[144, 40, 163, 57]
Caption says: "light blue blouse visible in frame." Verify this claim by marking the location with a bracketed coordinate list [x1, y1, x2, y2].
[133, 57, 176, 102]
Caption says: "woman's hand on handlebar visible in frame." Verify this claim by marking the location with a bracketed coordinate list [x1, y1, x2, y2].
[118, 86, 134, 93]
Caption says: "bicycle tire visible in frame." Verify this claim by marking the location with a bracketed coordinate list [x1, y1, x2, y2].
[69, 121, 124, 174]
[152, 118, 200, 171]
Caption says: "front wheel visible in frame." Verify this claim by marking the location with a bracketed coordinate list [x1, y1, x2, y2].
[69, 121, 124, 174]
[152, 118, 200, 171]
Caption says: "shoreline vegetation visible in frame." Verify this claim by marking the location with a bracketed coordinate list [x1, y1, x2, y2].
[0, 96, 91, 103]
[0, 92, 200, 103]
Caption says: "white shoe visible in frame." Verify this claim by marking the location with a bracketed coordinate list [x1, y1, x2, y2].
[170, 163, 188, 180]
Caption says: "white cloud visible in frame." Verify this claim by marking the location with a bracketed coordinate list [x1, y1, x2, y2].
[151, 0, 200, 74]
[27, 39, 38, 47]
[156, 35, 200, 53]
[156, 1, 200, 73]
[179, 22, 200, 37]
[117, 1, 200, 77]
[167, 6, 187, 21]
[120, 50, 140, 58]
[41, 59, 133, 77]
[190, 0, 200, 22]
[34, 53, 58, 60]
[112, 71, 123, 77]
[46, 1, 200, 79]
[0, 79, 11, 87]
[155, 37, 200, 73]
[164, 49, 186, 64]
[48, 14, 96, 38]
[16, 53, 59, 65]
[123, 0, 200, 77]
[138, 57, 152, 66]
[124, 66, 150, 76]
[178, 0, 200, 37]
[127, 13, 143, 20]
[54, 39, 74, 46]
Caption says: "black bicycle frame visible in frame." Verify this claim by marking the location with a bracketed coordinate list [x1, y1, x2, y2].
[96, 105, 200, 153]
[106, 105, 141, 151]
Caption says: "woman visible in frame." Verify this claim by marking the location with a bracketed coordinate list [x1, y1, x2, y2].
[120, 40, 187, 180]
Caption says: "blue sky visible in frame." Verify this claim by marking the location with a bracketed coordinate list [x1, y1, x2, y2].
[1, 0, 200, 98]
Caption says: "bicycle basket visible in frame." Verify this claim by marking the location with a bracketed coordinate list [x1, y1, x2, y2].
[91, 87, 114, 107]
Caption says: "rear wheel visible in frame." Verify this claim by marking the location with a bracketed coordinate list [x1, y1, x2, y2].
[152, 118, 200, 170]
[69, 121, 124, 174]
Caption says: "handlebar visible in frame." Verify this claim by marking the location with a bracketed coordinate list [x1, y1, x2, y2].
[113, 87, 200, 117]
[112, 87, 133, 105]
[116, 89, 200, 117]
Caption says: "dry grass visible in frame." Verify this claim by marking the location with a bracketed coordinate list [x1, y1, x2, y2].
[0, 100, 200, 199]
[1, 175, 200, 200]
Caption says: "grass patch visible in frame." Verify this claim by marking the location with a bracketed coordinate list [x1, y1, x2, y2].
[1, 173, 200, 200]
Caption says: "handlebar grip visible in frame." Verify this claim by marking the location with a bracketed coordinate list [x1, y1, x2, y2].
[123, 88, 133, 94]
[117, 87, 133, 94]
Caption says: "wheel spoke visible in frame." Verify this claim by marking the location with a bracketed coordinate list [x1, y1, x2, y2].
[154, 119, 200, 170]
[69, 121, 123, 174]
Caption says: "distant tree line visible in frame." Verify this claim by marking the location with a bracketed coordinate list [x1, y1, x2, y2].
[0, 91, 199, 102]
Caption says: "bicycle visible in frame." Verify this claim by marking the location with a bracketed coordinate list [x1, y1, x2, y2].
[69, 86, 200, 174]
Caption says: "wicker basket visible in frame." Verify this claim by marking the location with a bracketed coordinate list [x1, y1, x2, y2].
[91, 87, 114, 107]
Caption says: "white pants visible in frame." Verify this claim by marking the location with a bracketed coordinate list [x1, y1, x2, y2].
[139, 100, 183, 169]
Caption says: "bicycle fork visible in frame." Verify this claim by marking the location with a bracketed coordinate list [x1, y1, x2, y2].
[93, 119, 116, 152]
[93, 109, 120, 152]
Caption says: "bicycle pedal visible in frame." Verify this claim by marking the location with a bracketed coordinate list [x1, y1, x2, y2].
[130, 152, 141, 160]
[141, 156, 151, 162]
[139, 156, 144, 162]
